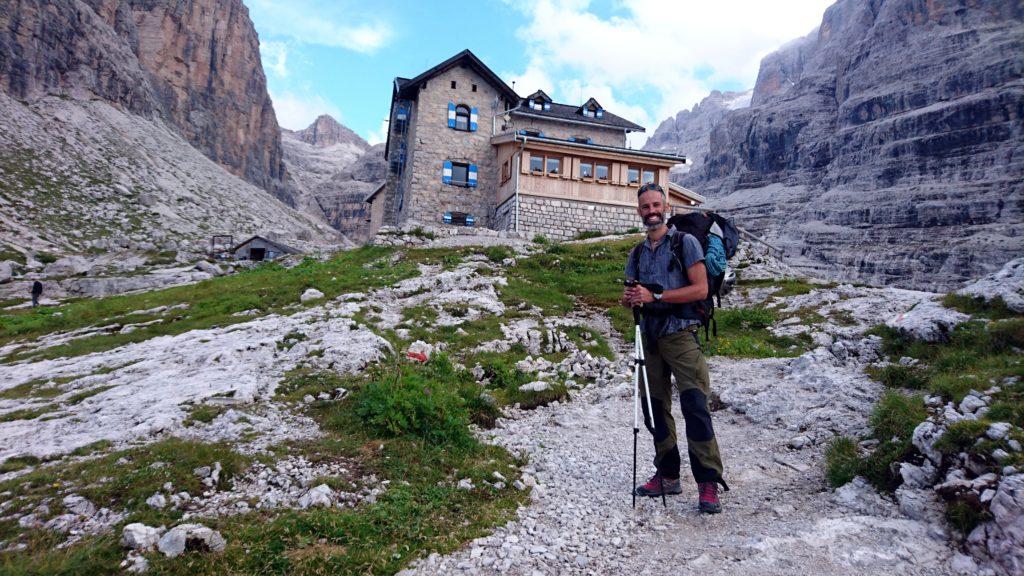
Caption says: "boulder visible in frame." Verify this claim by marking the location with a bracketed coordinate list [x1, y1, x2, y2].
[885, 300, 968, 343]
[157, 523, 226, 557]
[43, 255, 90, 277]
[145, 493, 167, 509]
[298, 484, 334, 509]
[0, 260, 15, 284]
[957, 258, 1024, 313]
[62, 494, 96, 517]
[300, 288, 324, 302]
[912, 421, 945, 466]
[967, 474, 1024, 575]
[406, 340, 433, 362]
[194, 261, 223, 276]
[122, 523, 165, 551]
[519, 381, 551, 393]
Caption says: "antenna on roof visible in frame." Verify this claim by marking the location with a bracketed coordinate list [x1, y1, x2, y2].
[512, 80, 516, 92]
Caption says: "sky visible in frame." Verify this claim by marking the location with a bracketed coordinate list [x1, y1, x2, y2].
[248, 0, 835, 147]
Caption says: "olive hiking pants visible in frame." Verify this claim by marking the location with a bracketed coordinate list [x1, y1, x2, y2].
[639, 327, 726, 486]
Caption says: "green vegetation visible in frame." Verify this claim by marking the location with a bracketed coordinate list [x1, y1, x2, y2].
[0, 246, 418, 362]
[942, 293, 1016, 320]
[182, 403, 231, 427]
[483, 245, 513, 263]
[824, 436, 860, 487]
[705, 306, 808, 358]
[0, 244, 26, 265]
[573, 230, 604, 240]
[740, 277, 825, 298]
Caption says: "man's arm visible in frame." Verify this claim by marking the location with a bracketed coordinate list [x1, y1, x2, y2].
[630, 261, 707, 305]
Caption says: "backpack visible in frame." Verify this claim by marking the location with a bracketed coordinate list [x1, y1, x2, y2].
[632, 212, 741, 343]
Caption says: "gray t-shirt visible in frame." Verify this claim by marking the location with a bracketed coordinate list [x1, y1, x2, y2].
[624, 229, 705, 338]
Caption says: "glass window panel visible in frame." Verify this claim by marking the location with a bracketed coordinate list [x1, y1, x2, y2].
[546, 157, 561, 175]
[596, 164, 609, 180]
[451, 163, 468, 185]
[628, 168, 640, 184]
[530, 156, 544, 172]
[580, 162, 593, 178]
[642, 170, 655, 184]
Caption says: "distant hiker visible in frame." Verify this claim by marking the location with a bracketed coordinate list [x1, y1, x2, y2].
[31, 280, 43, 307]
[621, 182, 728, 513]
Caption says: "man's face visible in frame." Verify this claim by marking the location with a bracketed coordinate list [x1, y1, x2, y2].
[637, 190, 667, 230]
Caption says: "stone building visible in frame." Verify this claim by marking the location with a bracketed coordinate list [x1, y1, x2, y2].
[375, 49, 693, 240]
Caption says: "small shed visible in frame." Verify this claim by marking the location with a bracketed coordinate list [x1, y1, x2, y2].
[229, 235, 301, 261]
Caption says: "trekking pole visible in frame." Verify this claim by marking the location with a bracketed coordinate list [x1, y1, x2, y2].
[631, 304, 666, 509]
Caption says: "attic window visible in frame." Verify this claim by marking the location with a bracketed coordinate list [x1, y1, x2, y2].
[530, 100, 544, 111]
[451, 80, 457, 89]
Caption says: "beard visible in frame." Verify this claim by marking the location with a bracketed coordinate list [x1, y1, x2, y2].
[643, 212, 666, 231]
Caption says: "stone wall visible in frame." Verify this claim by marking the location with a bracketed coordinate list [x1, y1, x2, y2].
[506, 194, 642, 241]
[493, 196, 516, 233]
[400, 64, 506, 227]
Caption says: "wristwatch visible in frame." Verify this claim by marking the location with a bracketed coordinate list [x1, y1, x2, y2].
[651, 287, 664, 301]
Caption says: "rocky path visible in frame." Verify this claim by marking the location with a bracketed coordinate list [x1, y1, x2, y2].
[403, 329, 961, 576]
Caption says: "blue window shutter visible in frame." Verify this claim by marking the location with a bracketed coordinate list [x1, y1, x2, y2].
[442, 161, 452, 184]
[596, 108, 604, 118]
[469, 107, 478, 131]
[528, 99, 534, 108]
[443, 212, 453, 224]
[543, 102, 551, 110]
[467, 164, 478, 187]
[466, 214, 475, 227]
[447, 102, 456, 128]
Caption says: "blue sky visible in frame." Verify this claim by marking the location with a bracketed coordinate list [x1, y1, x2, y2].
[248, 0, 834, 146]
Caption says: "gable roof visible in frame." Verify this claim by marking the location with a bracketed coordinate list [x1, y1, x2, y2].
[578, 97, 602, 113]
[394, 49, 519, 103]
[228, 235, 300, 255]
[525, 89, 552, 103]
[510, 100, 645, 132]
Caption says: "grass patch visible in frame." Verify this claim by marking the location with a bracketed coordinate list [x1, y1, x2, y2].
[483, 245, 513, 263]
[0, 378, 67, 400]
[64, 385, 116, 405]
[741, 277, 821, 297]
[942, 293, 1016, 320]
[825, 436, 859, 487]
[0, 455, 41, 474]
[573, 230, 604, 240]
[0, 404, 58, 423]
[868, 364, 929, 390]
[182, 403, 231, 427]
[0, 246, 418, 362]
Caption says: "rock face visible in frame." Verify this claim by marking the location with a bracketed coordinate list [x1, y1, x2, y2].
[0, 0, 336, 254]
[280, 113, 386, 243]
[680, 0, 1024, 291]
[643, 89, 752, 176]
[0, 0, 291, 202]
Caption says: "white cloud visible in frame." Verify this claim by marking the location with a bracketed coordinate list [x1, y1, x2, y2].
[247, 0, 393, 53]
[366, 119, 390, 146]
[270, 90, 344, 131]
[505, 0, 833, 135]
[260, 40, 289, 78]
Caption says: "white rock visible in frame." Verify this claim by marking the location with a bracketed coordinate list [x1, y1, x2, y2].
[957, 257, 1024, 313]
[300, 288, 324, 302]
[122, 523, 164, 551]
[0, 260, 14, 284]
[885, 300, 968, 343]
[519, 381, 551, 393]
[959, 395, 986, 414]
[145, 493, 167, 509]
[298, 484, 335, 509]
[406, 340, 433, 361]
[986, 422, 1012, 440]
[912, 421, 945, 465]
[121, 550, 150, 574]
[457, 478, 474, 490]
[63, 494, 96, 517]
[157, 523, 225, 557]
[194, 261, 223, 276]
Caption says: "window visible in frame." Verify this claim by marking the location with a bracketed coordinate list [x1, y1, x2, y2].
[627, 167, 640, 185]
[568, 136, 592, 144]
[451, 80, 457, 89]
[501, 159, 511, 183]
[642, 169, 656, 184]
[454, 105, 470, 131]
[530, 155, 544, 173]
[530, 100, 544, 111]
[595, 163, 609, 180]
[580, 161, 593, 179]
[582, 108, 594, 118]
[546, 157, 561, 175]
[451, 162, 469, 186]
[521, 129, 542, 137]
[472, 84, 478, 92]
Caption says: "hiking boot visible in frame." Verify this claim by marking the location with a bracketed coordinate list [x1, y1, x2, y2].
[698, 482, 722, 514]
[634, 474, 681, 497]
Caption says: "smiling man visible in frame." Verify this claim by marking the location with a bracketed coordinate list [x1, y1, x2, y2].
[621, 182, 728, 513]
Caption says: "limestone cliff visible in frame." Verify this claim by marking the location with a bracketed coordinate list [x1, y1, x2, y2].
[644, 89, 752, 177]
[0, 0, 292, 203]
[679, 0, 1024, 290]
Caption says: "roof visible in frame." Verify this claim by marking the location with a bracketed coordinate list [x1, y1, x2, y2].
[668, 182, 707, 205]
[228, 235, 301, 255]
[525, 89, 552, 103]
[495, 132, 686, 164]
[394, 49, 519, 103]
[364, 182, 386, 204]
[509, 101, 645, 132]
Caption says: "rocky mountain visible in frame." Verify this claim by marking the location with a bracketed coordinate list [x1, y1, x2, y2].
[676, 0, 1024, 291]
[644, 89, 751, 176]
[280, 116, 385, 243]
[0, 0, 336, 259]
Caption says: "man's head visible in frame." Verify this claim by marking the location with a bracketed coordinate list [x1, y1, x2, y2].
[636, 182, 668, 231]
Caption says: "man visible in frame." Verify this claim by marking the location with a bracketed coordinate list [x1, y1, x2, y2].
[621, 182, 728, 513]
[31, 280, 43, 308]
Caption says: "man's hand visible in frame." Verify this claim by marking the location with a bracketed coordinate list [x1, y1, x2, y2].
[622, 285, 654, 307]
